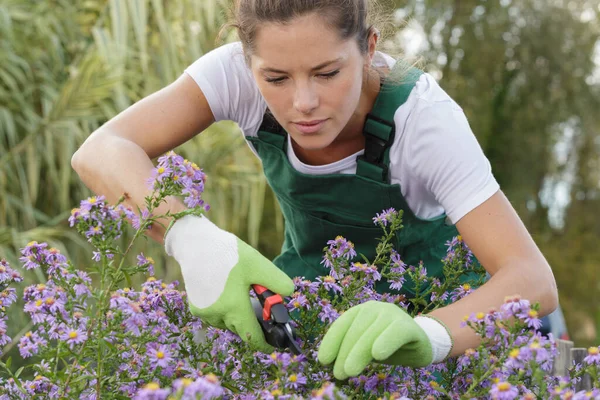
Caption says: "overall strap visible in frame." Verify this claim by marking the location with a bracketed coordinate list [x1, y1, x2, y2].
[257, 110, 286, 150]
[356, 65, 424, 183]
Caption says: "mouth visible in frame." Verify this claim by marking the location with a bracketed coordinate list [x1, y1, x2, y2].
[292, 119, 328, 135]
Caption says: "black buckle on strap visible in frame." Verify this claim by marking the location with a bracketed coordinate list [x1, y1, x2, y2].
[361, 112, 395, 164]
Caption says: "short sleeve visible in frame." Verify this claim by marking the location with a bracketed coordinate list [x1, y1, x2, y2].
[405, 99, 500, 224]
[184, 42, 266, 133]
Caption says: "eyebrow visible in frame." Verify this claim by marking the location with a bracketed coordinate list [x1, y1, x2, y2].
[259, 57, 343, 74]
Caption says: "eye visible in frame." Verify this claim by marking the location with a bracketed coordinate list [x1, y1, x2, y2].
[265, 76, 287, 86]
[318, 70, 340, 80]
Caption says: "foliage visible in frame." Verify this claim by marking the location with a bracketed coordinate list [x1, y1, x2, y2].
[0, 152, 599, 399]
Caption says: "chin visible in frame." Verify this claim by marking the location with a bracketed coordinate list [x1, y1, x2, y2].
[291, 134, 336, 151]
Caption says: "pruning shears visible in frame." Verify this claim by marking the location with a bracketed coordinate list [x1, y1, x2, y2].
[251, 284, 302, 355]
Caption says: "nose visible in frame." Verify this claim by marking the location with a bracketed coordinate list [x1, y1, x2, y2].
[293, 81, 319, 115]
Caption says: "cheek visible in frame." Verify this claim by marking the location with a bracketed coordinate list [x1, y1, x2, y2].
[331, 73, 363, 116]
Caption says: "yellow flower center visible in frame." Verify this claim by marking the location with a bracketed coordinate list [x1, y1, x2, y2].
[476, 312, 485, 320]
[89, 197, 97, 204]
[69, 331, 78, 339]
[156, 351, 164, 359]
[27, 241, 37, 247]
[37, 284, 46, 291]
[45, 297, 55, 305]
[144, 382, 160, 391]
[180, 378, 193, 387]
[147, 277, 156, 282]
[25, 331, 32, 338]
[528, 310, 538, 318]
[509, 348, 520, 358]
[529, 341, 541, 349]
[271, 389, 282, 396]
[205, 373, 218, 383]
[35, 375, 44, 381]
[157, 167, 165, 174]
[497, 382, 511, 391]
[462, 283, 471, 291]
[289, 374, 297, 382]
[35, 299, 43, 307]
[588, 347, 599, 355]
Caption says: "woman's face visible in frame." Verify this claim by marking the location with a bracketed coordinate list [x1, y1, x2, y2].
[249, 13, 373, 151]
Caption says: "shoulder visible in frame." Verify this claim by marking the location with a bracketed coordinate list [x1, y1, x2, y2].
[184, 42, 266, 131]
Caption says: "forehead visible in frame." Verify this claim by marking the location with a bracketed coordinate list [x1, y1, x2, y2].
[251, 13, 359, 71]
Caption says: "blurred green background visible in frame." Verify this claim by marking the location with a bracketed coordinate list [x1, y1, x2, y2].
[1, 0, 599, 358]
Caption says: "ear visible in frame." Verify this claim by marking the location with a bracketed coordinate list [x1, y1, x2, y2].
[365, 27, 379, 67]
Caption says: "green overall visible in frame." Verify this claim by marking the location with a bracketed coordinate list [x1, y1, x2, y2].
[245, 67, 474, 297]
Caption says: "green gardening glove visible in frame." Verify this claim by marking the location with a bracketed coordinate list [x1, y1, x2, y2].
[318, 300, 443, 380]
[165, 215, 295, 353]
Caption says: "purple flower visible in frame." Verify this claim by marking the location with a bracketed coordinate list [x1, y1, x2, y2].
[583, 346, 600, 365]
[349, 262, 381, 281]
[517, 308, 543, 330]
[148, 343, 174, 369]
[372, 207, 397, 226]
[489, 381, 519, 399]
[284, 373, 307, 390]
[60, 327, 88, 349]
[176, 374, 224, 399]
[133, 382, 170, 400]
[318, 300, 339, 324]
[288, 293, 310, 311]
[451, 283, 473, 302]
[137, 253, 155, 276]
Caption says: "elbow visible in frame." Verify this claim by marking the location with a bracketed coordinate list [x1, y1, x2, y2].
[543, 284, 559, 317]
[537, 265, 559, 317]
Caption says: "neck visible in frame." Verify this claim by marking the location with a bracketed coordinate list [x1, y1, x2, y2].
[292, 68, 383, 166]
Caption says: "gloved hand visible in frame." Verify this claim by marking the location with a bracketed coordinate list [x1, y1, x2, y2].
[317, 300, 452, 379]
[165, 215, 295, 353]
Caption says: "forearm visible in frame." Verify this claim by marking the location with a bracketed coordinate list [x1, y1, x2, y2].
[428, 260, 558, 357]
[71, 133, 187, 244]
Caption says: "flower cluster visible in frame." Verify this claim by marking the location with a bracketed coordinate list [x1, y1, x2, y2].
[148, 151, 209, 211]
[0, 259, 22, 356]
[1, 151, 598, 399]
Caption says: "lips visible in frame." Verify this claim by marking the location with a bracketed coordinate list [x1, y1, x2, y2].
[293, 119, 328, 134]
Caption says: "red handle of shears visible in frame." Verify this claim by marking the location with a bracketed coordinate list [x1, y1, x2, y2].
[252, 284, 284, 321]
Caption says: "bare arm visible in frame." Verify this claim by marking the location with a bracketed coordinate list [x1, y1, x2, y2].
[71, 73, 215, 244]
[429, 190, 559, 356]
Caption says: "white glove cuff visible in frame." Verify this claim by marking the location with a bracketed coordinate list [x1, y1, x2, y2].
[414, 315, 453, 363]
[163, 214, 239, 309]
[164, 214, 219, 257]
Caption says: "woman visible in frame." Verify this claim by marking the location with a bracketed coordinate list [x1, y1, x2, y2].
[71, 0, 558, 380]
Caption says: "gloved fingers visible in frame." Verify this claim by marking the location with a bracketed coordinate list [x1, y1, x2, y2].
[249, 263, 295, 297]
[344, 314, 393, 377]
[332, 307, 379, 380]
[188, 302, 226, 330]
[317, 306, 360, 366]
[225, 306, 274, 354]
[234, 238, 295, 296]
[372, 319, 413, 361]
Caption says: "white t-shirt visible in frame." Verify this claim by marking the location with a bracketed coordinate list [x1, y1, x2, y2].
[184, 42, 499, 224]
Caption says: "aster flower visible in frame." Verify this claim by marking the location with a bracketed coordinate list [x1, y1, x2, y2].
[490, 381, 519, 399]
[60, 327, 88, 349]
[133, 382, 170, 400]
[148, 343, 174, 370]
[372, 207, 397, 226]
[583, 346, 600, 365]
